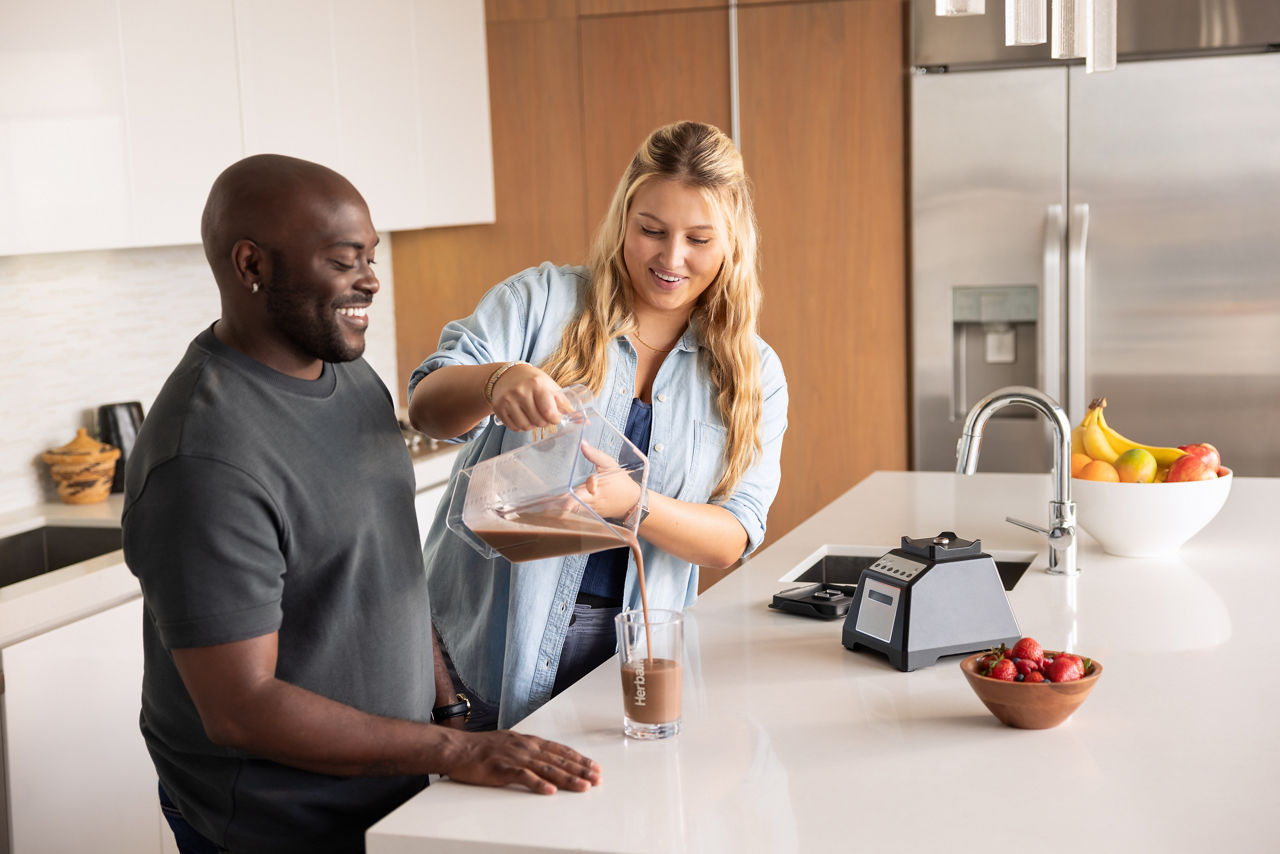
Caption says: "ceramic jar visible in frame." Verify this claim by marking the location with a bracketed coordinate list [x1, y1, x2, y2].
[41, 428, 121, 504]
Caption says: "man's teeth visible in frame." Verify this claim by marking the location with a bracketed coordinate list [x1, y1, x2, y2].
[654, 271, 680, 283]
[338, 306, 368, 318]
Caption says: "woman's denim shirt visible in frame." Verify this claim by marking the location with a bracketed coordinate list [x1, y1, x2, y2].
[409, 263, 788, 728]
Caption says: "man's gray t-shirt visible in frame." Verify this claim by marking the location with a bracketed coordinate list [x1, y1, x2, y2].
[123, 327, 434, 853]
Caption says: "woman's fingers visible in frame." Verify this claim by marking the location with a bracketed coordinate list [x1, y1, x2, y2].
[579, 440, 620, 472]
[491, 364, 565, 431]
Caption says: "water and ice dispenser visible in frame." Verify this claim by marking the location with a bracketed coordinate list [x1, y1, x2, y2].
[951, 284, 1040, 420]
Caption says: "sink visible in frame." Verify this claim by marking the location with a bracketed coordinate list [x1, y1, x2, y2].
[0, 525, 123, 588]
[781, 544, 1036, 592]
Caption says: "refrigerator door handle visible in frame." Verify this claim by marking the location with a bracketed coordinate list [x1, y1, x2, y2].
[1066, 202, 1090, 422]
[1041, 204, 1065, 406]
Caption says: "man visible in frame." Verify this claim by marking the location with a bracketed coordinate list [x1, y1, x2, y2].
[123, 154, 599, 854]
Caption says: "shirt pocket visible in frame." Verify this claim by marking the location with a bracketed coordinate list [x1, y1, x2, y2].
[673, 421, 728, 504]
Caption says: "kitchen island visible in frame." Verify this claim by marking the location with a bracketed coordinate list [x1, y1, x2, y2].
[368, 470, 1278, 853]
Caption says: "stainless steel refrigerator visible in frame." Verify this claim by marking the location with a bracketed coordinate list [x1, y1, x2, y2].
[909, 0, 1280, 476]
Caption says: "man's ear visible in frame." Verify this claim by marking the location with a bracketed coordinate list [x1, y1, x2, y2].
[231, 239, 269, 293]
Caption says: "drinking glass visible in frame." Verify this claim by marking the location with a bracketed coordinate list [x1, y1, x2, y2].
[615, 609, 684, 740]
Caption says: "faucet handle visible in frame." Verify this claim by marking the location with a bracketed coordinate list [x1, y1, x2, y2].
[1006, 516, 1075, 550]
[1006, 516, 1048, 535]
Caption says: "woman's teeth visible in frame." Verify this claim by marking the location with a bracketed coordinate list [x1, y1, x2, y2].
[654, 270, 680, 283]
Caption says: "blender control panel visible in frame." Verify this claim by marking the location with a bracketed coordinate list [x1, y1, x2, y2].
[869, 553, 926, 582]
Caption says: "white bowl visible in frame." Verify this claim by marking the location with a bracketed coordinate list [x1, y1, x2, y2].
[1072, 468, 1232, 558]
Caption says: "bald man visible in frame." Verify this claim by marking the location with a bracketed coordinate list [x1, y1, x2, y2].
[123, 155, 599, 854]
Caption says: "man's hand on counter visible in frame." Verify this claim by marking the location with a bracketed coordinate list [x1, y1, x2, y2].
[440, 730, 602, 795]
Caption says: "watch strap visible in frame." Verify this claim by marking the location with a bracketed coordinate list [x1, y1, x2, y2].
[432, 693, 471, 722]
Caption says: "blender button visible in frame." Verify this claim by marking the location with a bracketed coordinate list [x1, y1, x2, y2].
[653, 443, 665, 452]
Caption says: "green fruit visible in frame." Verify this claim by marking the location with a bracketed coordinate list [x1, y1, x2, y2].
[1114, 447, 1157, 483]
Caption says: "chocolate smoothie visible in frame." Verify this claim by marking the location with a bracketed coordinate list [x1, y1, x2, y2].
[471, 510, 631, 563]
[621, 657, 682, 724]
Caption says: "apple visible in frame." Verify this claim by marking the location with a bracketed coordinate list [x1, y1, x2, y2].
[1177, 442, 1221, 472]
[1166, 453, 1217, 482]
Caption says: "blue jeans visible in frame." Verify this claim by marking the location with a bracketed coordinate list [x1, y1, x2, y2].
[159, 783, 227, 854]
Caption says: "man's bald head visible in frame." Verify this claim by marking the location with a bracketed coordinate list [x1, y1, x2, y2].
[200, 154, 364, 285]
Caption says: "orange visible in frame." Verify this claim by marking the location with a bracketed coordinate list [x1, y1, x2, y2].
[1078, 459, 1120, 482]
[1070, 452, 1093, 477]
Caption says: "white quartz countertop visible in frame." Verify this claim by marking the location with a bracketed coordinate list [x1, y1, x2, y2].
[368, 470, 1280, 854]
[0, 447, 458, 648]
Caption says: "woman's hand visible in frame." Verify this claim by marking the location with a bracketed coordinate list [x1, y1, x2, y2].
[575, 441, 644, 522]
[490, 363, 572, 432]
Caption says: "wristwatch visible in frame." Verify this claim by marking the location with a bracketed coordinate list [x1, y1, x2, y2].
[432, 693, 471, 723]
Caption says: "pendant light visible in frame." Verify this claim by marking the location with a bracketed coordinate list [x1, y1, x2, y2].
[1087, 0, 1118, 72]
[1051, 0, 1087, 59]
[936, 0, 985, 15]
[1006, 0, 1048, 46]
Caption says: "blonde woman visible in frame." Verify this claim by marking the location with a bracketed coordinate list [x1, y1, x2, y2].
[408, 121, 788, 730]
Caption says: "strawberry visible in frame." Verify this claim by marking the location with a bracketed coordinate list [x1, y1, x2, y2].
[1014, 658, 1040, 677]
[1011, 637, 1044, 664]
[1047, 656, 1084, 683]
[1024, 671, 1045, 683]
[989, 658, 1018, 681]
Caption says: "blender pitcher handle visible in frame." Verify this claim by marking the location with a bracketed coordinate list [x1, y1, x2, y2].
[560, 384, 595, 417]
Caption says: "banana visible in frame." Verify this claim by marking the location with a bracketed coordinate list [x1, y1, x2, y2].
[1071, 423, 1086, 455]
[1091, 399, 1186, 468]
[1081, 419, 1120, 463]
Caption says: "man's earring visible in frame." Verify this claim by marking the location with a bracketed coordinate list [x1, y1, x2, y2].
[251, 282, 260, 294]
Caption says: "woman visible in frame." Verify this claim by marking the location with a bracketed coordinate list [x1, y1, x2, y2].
[408, 121, 788, 730]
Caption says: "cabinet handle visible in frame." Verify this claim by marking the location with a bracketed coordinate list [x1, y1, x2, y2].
[1041, 204, 1065, 406]
[1066, 202, 1090, 421]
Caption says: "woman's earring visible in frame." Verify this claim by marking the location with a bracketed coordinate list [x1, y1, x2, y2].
[251, 282, 260, 294]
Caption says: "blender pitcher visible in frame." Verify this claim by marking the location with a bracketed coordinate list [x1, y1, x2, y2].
[447, 385, 649, 562]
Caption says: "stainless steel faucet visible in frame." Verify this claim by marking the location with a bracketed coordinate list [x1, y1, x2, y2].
[955, 385, 1078, 576]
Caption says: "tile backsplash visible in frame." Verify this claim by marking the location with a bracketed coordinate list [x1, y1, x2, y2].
[0, 237, 400, 516]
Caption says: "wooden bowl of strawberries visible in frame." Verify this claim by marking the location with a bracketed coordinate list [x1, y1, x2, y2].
[960, 637, 1102, 730]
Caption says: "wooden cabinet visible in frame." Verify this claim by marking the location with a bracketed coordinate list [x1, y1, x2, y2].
[738, 0, 908, 540]
[0, 0, 493, 256]
[1, 598, 163, 854]
[391, 0, 908, 580]
[578, 8, 733, 220]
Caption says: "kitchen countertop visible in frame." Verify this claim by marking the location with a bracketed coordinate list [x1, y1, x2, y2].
[0, 446, 459, 648]
[368, 470, 1279, 854]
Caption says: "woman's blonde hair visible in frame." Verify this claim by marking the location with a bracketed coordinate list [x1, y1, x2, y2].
[541, 121, 763, 501]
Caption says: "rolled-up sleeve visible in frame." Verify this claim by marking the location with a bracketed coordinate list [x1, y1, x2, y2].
[406, 278, 533, 443]
[719, 344, 789, 557]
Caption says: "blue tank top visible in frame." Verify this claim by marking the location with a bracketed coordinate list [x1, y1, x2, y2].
[576, 398, 652, 603]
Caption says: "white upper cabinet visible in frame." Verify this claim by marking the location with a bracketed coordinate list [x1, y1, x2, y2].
[410, 0, 496, 228]
[0, 0, 493, 256]
[0, 0, 133, 254]
[120, 0, 243, 248]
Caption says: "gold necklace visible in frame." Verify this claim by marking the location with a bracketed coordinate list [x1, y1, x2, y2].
[632, 330, 675, 353]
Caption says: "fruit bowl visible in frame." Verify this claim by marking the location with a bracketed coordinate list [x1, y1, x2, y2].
[960, 652, 1102, 730]
[1072, 467, 1232, 558]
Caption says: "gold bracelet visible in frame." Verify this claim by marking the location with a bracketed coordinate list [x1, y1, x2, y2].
[484, 361, 523, 406]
